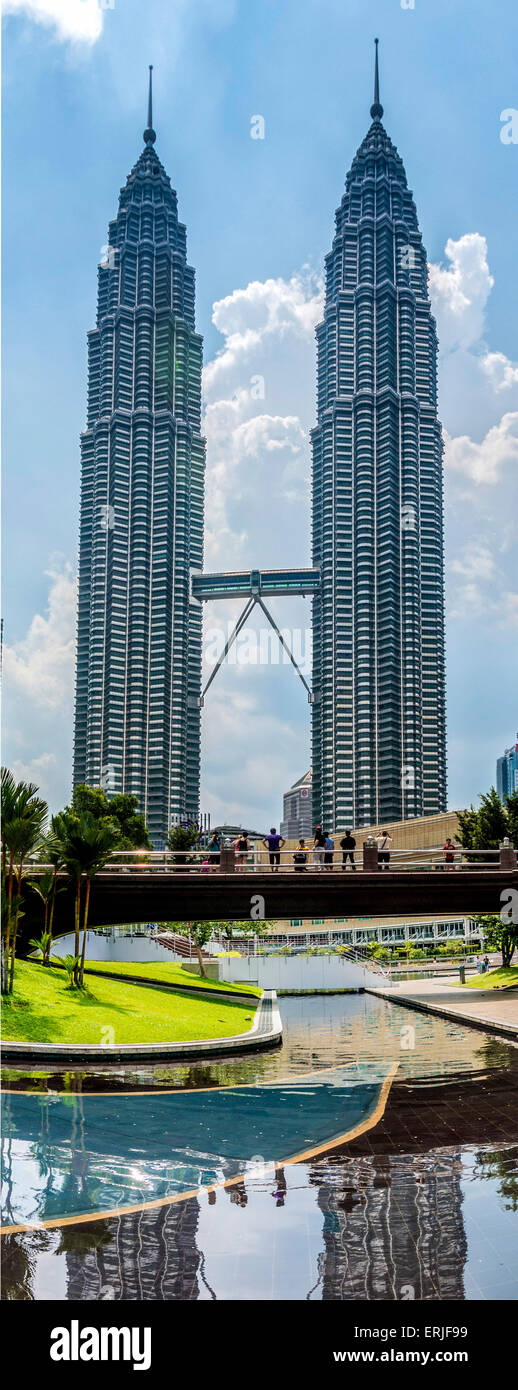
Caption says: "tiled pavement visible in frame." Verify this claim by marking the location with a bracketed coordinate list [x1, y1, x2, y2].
[370, 976, 518, 1037]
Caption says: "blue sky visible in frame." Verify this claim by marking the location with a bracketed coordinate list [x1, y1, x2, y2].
[2, 0, 518, 828]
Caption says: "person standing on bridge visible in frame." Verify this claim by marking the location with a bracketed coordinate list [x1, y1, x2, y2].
[293, 839, 308, 871]
[443, 837, 456, 869]
[207, 829, 221, 871]
[263, 827, 285, 872]
[313, 826, 327, 870]
[324, 833, 335, 870]
[340, 829, 356, 871]
[375, 829, 392, 870]
[235, 831, 250, 873]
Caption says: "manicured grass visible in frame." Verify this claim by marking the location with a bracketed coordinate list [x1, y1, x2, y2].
[2, 961, 257, 1046]
[80, 958, 261, 997]
[464, 966, 518, 991]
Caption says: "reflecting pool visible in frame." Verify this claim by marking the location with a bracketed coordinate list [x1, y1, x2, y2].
[2, 994, 517, 1300]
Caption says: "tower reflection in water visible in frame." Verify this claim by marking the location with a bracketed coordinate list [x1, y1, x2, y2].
[311, 1151, 467, 1301]
[58, 1149, 470, 1302]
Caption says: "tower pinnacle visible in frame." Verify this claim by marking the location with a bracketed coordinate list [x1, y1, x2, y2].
[370, 38, 384, 121]
[144, 65, 156, 144]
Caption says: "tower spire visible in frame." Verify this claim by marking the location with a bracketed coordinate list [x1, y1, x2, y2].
[144, 65, 156, 144]
[370, 37, 384, 121]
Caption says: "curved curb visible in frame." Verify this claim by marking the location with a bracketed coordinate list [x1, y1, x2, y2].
[1, 989, 283, 1064]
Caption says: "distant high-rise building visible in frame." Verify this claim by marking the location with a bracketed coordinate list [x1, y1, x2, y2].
[280, 770, 313, 839]
[497, 738, 518, 801]
[73, 71, 205, 844]
[311, 42, 447, 830]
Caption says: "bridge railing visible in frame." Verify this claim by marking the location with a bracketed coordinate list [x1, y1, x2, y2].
[25, 842, 517, 875]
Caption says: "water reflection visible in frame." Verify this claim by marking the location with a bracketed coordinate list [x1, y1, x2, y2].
[2, 995, 518, 1300]
[2, 993, 513, 1094]
[3, 1144, 517, 1301]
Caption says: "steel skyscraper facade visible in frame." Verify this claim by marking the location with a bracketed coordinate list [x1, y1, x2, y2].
[312, 43, 446, 830]
[73, 72, 205, 844]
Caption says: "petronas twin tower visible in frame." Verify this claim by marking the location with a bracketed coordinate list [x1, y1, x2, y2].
[312, 41, 446, 830]
[74, 71, 205, 842]
[74, 47, 447, 843]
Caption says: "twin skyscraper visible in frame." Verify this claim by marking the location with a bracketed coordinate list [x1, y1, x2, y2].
[73, 46, 447, 844]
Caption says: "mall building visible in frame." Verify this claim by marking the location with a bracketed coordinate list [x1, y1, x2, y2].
[261, 914, 479, 950]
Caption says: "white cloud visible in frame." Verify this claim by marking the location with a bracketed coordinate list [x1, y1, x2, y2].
[450, 542, 497, 584]
[202, 274, 316, 574]
[3, 560, 77, 711]
[480, 351, 518, 393]
[203, 397, 307, 568]
[448, 539, 518, 627]
[203, 270, 323, 396]
[444, 412, 518, 486]
[429, 234, 494, 353]
[3, 0, 103, 43]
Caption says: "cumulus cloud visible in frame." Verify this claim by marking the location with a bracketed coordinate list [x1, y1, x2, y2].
[201, 271, 317, 574]
[479, 351, 518, 393]
[428, 233, 494, 353]
[3, 0, 103, 43]
[444, 412, 518, 486]
[203, 270, 323, 396]
[204, 395, 307, 568]
[3, 559, 77, 711]
[448, 539, 518, 626]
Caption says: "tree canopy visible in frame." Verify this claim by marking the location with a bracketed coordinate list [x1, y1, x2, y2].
[65, 785, 151, 850]
[457, 786, 517, 852]
[470, 912, 517, 968]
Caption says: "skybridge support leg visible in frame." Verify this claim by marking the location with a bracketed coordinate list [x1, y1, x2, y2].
[199, 597, 256, 707]
[255, 596, 315, 704]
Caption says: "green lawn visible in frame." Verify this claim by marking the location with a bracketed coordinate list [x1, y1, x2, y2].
[81, 958, 261, 997]
[464, 966, 518, 991]
[2, 961, 257, 1046]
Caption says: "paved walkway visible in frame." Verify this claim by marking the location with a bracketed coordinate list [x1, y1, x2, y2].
[369, 975, 518, 1038]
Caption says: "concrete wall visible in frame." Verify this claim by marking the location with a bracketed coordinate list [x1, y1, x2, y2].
[277, 811, 460, 860]
[219, 952, 386, 992]
[49, 932, 181, 964]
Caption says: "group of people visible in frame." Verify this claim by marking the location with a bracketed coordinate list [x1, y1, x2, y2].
[202, 825, 396, 872]
[201, 828, 462, 874]
[279, 826, 394, 872]
[476, 954, 491, 974]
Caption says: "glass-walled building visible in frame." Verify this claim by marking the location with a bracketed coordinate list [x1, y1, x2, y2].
[73, 76, 205, 844]
[312, 44, 446, 830]
[497, 740, 518, 801]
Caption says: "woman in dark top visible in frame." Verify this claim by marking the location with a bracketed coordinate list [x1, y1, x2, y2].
[235, 832, 250, 873]
[313, 826, 327, 871]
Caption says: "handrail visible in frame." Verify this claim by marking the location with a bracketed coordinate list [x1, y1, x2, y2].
[24, 843, 516, 875]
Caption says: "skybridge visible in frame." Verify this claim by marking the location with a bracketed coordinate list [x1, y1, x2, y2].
[191, 567, 321, 601]
[191, 566, 321, 707]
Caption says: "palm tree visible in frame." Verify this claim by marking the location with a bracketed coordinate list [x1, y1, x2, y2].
[55, 812, 121, 986]
[26, 867, 55, 948]
[33, 815, 68, 965]
[1, 768, 48, 993]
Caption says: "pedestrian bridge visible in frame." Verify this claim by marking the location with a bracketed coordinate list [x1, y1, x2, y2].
[22, 844, 518, 933]
[191, 567, 321, 601]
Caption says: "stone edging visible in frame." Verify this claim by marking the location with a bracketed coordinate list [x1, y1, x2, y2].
[366, 988, 518, 1041]
[1, 989, 283, 1063]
